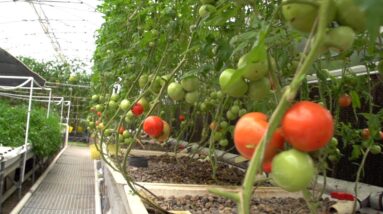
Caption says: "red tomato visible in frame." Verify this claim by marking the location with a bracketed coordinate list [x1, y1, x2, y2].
[118, 126, 125, 135]
[131, 103, 144, 116]
[179, 114, 185, 121]
[361, 128, 370, 140]
[281, 101, 334, 152]
[234, 112, 284, 161]
[97, 111, 102, 117]
[143, 116, 164, 137]
[338, 94, 352, 107]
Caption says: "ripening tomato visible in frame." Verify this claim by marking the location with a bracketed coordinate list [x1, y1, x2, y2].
[143, 116, 164, 137]
[131, 103, 144, 116]
[118, 126, 125, 135]
[281, 101, 334, 152]
[380, 131, 383, 141]
[361, 128, 370, 140]
[338, 94, 352, 108]
[97, 111, 102, 117]
[156, 120, 171, 142]
[179, 114, 185, 122]
[234, 112, 284, 162]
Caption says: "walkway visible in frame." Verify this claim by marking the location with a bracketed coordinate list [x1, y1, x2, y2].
[20, 145, 96, 214]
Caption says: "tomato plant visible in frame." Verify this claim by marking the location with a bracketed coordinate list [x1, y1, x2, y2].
[282, 101, 334, 152]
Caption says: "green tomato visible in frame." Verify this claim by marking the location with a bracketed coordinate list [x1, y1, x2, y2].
[122, 130, 130, 138]
[271, 149, 315, 192]
[108, 100, 118, 109]
[325, 26, 355, 52]
[335, 0, 366, 33]
[220, 121, 229, 129]
[199, 4, 216, 18]
[238, 108, 247, 117]
[119, 99, 130, 111]
[110, 94, 119, 102]
[139, 74, 148, 89]
[95, 104, 104, 112]
[91, 95, 99, 102]
[88, 121, 95, 128]
[282, 1, 318, 33]
[219, 68, 248, 98]
[213, 132, 223, 141]
[200, 103, 208, 111]
[181, 76, 200, 92]
[328, 154, 339, 162]
[370, 145, 382, 155]
[226, 110, 237, 121]
[219, 139, 229, 147]
[150, 76, 162, 93]
[329, 137, 338, 147]
[185, 91, 199, 104]
[216, 91, 224, 99]
[230, 105, 240, 115]
[104, 128, 113, 137]
[247, 77, 271, 101]
[238, 53, 269, 81]
[167, 82, 185, 101]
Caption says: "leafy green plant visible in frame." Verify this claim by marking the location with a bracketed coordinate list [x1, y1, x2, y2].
[0, 100, 62, 157]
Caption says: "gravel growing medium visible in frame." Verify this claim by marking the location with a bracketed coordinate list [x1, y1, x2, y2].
[147, 194, 335, 214]
[128, 155, 251, 185]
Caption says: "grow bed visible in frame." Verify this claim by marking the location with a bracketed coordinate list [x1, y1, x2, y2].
[128, 155, 266, 186]
[146, 195, 335, 214]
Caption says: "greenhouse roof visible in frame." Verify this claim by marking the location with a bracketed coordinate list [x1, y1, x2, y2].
[0, 48, 46, 87]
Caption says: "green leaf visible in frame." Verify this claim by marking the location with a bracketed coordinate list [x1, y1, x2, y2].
[354, 0, 383, 43]
[349, 90, 361, 109]
[350, 145, 362, 160]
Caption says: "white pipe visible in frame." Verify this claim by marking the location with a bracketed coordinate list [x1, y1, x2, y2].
[65, 101, 71, 146]
[94, 160, 102, 214]
[47, 89, 52, 118]
[60, 100, 64, 123]
[21, 77, 34, 183]
[10, 145, 68, 214]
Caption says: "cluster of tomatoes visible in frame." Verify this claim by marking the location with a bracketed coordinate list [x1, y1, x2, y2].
[234, 101, 334, 192]
[283, 0, 366, 53]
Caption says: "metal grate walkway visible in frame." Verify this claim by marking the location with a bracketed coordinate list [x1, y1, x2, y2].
[20, 145, 96, 214]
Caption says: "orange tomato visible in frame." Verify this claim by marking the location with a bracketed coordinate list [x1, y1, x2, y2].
[338, 94, 352, 108]
[234, 112, 284, 161]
